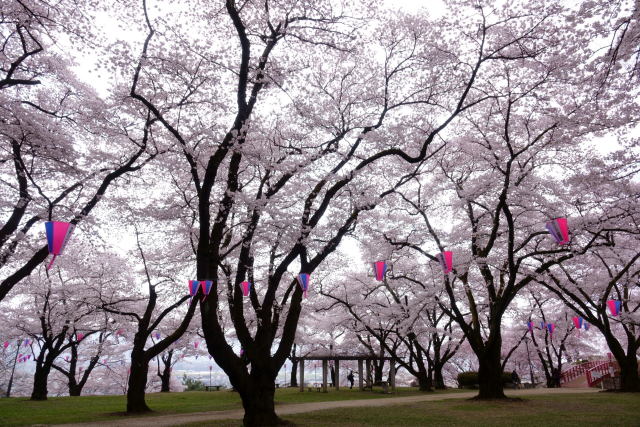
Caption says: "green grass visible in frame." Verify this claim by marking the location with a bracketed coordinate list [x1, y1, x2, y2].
[0, 387, 442, 426]
[0, 391, 239, 426]
[3, 388, 637, 426]
[204, 392, 640, 427]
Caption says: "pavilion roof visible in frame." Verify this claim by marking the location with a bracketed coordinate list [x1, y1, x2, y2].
[292, 353, 394, 361]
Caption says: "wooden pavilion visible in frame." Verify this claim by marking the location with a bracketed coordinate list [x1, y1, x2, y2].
[292, 353, 395, 393]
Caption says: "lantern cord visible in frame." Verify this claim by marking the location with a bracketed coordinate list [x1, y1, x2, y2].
[46, 254, 57, 271]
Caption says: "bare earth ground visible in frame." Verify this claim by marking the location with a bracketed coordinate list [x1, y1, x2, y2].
[57, 388, 598, 427]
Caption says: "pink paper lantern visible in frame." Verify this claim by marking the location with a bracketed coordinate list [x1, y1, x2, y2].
[201, 280, 214, 301]
[45, 221, 74, 270]
[297, 274, 310, 298]
[240, 281, 252, 297]
[607, 300, 621, 316]
[546, 218, 569, 245]
[373, 261, 387, 281]
[436, 251, 453, 274]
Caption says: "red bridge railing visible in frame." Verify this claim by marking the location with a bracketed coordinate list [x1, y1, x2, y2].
[561, 361, 604, 383]
[561, 356, 614, 387]
[586, 362, 612, 387]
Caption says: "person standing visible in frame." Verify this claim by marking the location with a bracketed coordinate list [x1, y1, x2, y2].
[511, 370, 520, 388]
[347, 370, 355, 389]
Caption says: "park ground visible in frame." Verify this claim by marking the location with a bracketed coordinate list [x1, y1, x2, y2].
[0, 387, 638, 426]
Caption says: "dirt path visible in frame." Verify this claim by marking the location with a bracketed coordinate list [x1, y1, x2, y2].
[58, 388, 598, 427]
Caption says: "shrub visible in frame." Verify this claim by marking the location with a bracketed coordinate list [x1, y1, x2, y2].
[457, 371, 478, 387]
[501, 372, 513, 384]
[182, 374, 206, 391]
[457, 371, 513, 388]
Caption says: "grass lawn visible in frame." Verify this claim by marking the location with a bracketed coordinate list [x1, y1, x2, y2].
[0, 386, 434, 426]
[204, 392, 640, 427]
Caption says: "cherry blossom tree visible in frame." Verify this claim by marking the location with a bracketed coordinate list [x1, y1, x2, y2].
[153, 331, 202, 392]
[510, 126, 639, 392]
[0, 0, 161, 303]
[353, 330, 389, 386]
[584, 0, 640, 84]
[372, 15, 632, 398]
[286, 318, 327, 388]
[311, 290, 390, 385]
[154, 349, 176, 393]
[0, 0, 93, 90]
[2, 1, 638, 423]
[116, 0, 582, 422]
[539, 230, 640, 391]
[321, 262, 465, 391]
[3, 242, 137, 400]
[52, 327, 115, 396]
[521, 291, 578, 387]
[11, 273, 102, 400]
[99, 228, 198, 412]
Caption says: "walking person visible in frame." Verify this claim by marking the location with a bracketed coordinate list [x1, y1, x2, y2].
[347, 370, 355, 389]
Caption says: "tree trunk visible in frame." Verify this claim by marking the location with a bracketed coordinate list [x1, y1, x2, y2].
[545, 374, 555, 388]
[160, 358, 172, 392]
[537, 358, 555, 388]
[416, 372, 433, 392]
[127, 354, 151, 413]
[160, 373, 171, 392]
[69, 382, 82, 396]
[433, 364, 446, 390]
[66, 363, 97, 396]
[68, 369, 82, 396]
[239, 374, 284, 426]
[476, 343, 506, 399]
[30, 364, 51, 400]
[619, 355, 640, 392]
[289, 358, 298, 387]
[157, 350, 173, 392]
[374, 360, 384, 384]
